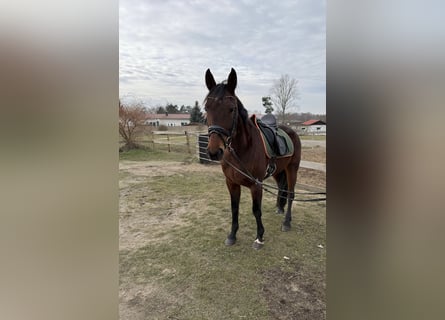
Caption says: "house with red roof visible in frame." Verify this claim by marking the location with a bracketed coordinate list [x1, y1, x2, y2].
[299, 119, 326, 135]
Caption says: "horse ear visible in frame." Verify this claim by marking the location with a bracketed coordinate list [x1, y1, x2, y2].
[205, 69, 216, 91]
[227, 68, 237, 94]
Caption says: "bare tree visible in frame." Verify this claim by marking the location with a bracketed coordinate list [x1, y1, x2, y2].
[270, 74, 300, 124]
[119, 100, 148, 151]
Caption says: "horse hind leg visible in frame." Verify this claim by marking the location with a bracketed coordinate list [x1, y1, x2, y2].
[281, 168, 297, 232]
[274, 171, 288, 214]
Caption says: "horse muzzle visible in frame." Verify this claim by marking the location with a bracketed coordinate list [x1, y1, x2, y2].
[208, 147, 224, 161]
[207, 125, 230, 161]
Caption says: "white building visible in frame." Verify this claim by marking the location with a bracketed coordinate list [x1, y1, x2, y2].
[299, 119, 326, 135]
[145, 113, 190, 127]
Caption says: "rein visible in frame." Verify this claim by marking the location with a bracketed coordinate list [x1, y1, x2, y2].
[224, 146, 326, 202]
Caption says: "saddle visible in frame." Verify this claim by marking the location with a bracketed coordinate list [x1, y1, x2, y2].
[251, 114, 294, 159]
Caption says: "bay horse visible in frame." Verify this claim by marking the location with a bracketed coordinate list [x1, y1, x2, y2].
[204, 68, 301, 249]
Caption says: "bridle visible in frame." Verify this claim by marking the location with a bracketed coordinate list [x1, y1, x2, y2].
[207, 95, 238, 148]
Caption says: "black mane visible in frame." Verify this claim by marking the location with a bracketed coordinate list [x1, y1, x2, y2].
[205, 83, 249, 124]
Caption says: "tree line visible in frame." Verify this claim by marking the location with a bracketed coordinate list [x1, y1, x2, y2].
[155, 101, 204, 123]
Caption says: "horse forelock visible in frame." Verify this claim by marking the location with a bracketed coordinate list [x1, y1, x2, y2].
[204, 83, 227, 102]
[204, 83, 248, 124]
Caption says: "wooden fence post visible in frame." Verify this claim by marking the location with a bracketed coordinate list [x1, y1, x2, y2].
[167, 134, 171, 152]
[196, 133, 200, 160]
[185, 131, 191, 154]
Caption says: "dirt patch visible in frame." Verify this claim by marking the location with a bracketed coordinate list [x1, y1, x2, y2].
[301, 146, 326, 164]
[120, 160, 221, 178]
[297, 168, 326, 189]
[119, 161, 221, 252]
[262, 262, 326, 320]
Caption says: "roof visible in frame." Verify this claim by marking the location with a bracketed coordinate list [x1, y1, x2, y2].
[302, 119, 326, 126]
[146, 113, 190, 120]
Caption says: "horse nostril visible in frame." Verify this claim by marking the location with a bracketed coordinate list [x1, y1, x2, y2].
[208, 148, 224, 161]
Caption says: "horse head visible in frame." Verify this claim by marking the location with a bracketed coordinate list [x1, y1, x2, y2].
[204, 68, 239, 161]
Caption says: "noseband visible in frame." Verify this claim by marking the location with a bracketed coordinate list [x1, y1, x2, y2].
[207, 96, 238, 148]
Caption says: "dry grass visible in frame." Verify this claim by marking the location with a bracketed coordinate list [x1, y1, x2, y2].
[119, 150, 325, 319]
[301, 146, 326, 164]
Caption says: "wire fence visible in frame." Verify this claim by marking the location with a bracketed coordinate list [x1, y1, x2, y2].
[119, 131, 209, 156]
[120, 131, 325, 197]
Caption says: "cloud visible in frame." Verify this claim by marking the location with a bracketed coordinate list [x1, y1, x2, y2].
[120, 0, 325, 113]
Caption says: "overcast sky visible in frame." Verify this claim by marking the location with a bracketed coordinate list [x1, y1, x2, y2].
[120, 0, 326, 114]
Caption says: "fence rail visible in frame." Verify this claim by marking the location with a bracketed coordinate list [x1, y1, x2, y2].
[120, 131, 326, 172]
[119, 131, 207, 155]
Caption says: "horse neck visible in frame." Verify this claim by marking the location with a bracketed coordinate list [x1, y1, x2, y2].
[231, 115, 255, 150]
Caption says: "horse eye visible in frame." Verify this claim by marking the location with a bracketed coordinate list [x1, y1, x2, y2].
[229, 108, 234, 113]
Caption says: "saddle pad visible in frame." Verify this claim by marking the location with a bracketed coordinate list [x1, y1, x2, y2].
[251, 115, 294, 158]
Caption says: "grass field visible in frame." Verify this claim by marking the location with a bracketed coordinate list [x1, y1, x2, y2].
[299, 135, 326, 140]
[119, 148, 196, 162]
[119, 150, 326, 319]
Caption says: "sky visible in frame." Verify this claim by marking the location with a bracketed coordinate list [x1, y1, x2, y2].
[119, 0, 326, 114]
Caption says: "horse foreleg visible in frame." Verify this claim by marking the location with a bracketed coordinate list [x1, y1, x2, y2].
[282, 169, 297, 232]
[250, 185, 265, 250]
[225, 181, 240, 246]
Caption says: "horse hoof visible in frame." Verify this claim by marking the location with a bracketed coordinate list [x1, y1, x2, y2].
[276, 208, 284, 215]
[281, 224, 291, 232]
[225, 237, 236, 246]
[252, 239, 264, 250]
